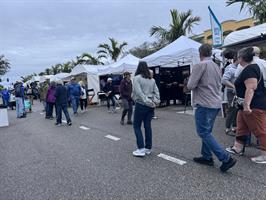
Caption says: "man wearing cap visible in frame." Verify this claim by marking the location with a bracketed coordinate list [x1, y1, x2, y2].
[104, 78, 116, 113]
[119, 72, 133, 125]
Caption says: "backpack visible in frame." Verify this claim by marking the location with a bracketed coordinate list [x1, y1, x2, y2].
[255, 57, 266, 88]
[15, 83, 22, 97]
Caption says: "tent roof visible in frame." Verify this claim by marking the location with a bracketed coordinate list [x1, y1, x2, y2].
[143, 36, 201, 67]
[223, 23, 266, 47]
[71, 65, 99, 76]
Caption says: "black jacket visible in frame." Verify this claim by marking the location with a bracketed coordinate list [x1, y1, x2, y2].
[55, 85, 68, 105]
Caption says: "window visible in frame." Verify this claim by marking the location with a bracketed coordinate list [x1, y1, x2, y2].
[236, 26, 250, 31]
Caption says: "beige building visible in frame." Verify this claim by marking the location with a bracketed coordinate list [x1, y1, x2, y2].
[192, 18, 256, 45]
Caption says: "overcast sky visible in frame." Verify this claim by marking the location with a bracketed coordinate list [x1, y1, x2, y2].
[0, 0, 250, 82]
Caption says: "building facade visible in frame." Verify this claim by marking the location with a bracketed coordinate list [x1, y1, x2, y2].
[192, 18, 256, 45]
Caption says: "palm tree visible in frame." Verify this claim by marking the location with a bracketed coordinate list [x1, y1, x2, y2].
[61, 62, 74, 73]
[44, 68, 51, 75]
[78, 53, 104, 65]
[0, 55, 11, 76]
[39, 72, 45, 76]
[97, 38, 128, 62]
[150, 9, 201, 44]
[51, 64, 62, 75]
[226, 0, 266, 24]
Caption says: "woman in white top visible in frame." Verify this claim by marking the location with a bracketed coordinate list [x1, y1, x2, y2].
[132, 61, 160, 157]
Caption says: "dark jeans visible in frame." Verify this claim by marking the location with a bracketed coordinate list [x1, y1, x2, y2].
[80, 98, 87, 110]
[225, 91, 237, 128]
[121, 98, 133, 122]
[133, 103, 154, 149]
[46, 102, 55, 118]
[107, 96, 115, 109]
[195, 105, 230, 163]
[56, 103, 71, 124]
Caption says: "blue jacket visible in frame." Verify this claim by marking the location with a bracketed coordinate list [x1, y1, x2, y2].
[55, 85, 68, 105]
[67, 83, 82, 97]
[1, 89, 10, 100]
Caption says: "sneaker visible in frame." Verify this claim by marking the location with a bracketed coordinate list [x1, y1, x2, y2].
[144, 148, 152, 155]
[220, 157, 237, 172]
[55, 123, 62, 127]
[120, 120, 124, 125]
[251, 155, 266, 164]
[133, 149, 145, 157]
[226, 146, 244, 156]
[152, 116, 158, 120]
[193, 156, 214, 166]
[127, 121, 133, 125]
[67, 122, 72, 126]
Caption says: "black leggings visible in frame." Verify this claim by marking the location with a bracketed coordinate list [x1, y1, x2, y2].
[80, 98, 87, 110]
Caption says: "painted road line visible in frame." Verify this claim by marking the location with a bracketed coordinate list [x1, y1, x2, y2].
[105, 135, 120, 141]
[157, 153, 187, 165]
[40, 112, 44, 115]
[62, 120, 67, 123]
[79, 125, 90, 130]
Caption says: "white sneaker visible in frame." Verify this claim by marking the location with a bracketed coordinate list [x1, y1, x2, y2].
[144, 148, 152, 155]
[251, 155, 266, 164]
[133, 149, 145, 157]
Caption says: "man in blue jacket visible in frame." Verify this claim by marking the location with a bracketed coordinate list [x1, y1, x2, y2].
[67, 77, 82, 115]
[1, 88, 10, 107]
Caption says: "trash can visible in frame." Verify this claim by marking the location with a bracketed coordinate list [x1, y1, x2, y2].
[0, 107, 9, 127]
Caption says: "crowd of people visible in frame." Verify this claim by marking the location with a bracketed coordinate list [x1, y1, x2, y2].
[1, 43, 266, 172]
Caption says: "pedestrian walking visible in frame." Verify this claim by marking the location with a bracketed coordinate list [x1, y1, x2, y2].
[14, 81, 26, 118]
[39, 81, 49, 112]
[222, 50, 239, 135]
[1, 87, 10, 107]
[46, 81, 56, 119]
[104, 78, 116, 113]
[79, 81, 88, 112]
[55, 80, 72, 126]
[119, 71, 133, 125]
[67, 77, 82, 115]
[226, 47, 266, 164]
[187, 44, 236, 172]
[132, 61, 160, 157]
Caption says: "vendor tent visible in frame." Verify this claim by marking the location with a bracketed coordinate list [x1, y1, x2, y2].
[223, 23, 266, 48]
[143, 36, 201, 67]
[51, 73, 71, 82]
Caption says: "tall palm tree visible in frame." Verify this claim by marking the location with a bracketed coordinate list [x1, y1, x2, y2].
[0, 55, 10, 76]
[61, 61, 75, 73]
[226, 0, 266, 24]
[51, 64, 62, 75]
[97, 38, 128, 62]
[78, 53, 104, 65]
[150, 9, 201, 44]
[44, 68, 51, 75]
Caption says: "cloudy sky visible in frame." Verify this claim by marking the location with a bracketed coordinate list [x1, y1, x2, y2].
[0, 0, 250, 82]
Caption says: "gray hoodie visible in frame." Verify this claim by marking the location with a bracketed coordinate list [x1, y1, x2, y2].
[132, 75, 160, 108]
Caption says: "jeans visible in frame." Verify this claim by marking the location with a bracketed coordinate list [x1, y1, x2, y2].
[15, 97, 24, 117]
[195, 105, 230, 163]
[133, 103, 154, 149]
[56, 103, 71, 124]
[70, 96, 80, 113]
[121, 98, 133, 122]
[107, 96, 116, 110]
[46, 102, 55, 118]
[2, 98, 9, 107]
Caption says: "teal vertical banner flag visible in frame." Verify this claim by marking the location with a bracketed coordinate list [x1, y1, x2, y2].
[208, 6, 223, 47]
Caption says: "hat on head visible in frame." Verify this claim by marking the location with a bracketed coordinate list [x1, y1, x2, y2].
[123, 71, 131, 76]
[107, 78, 112, 81]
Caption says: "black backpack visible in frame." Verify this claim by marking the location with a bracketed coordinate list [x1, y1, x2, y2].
[15, 83, 22, 97]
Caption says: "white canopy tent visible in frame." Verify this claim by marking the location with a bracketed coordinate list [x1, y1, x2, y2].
[50, 73, 71, 82]
[70, 54, 139, 102]
[223, 23, 266, 48]
[143, 36, 201, 68]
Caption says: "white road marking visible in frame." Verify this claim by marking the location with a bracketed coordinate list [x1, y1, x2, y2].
[40, 112, 44, 115]
[157, 153, 187, 165]
[105, 135, 120, 141]
[62, 120, 67, 123]
[79, 125, 90, 130]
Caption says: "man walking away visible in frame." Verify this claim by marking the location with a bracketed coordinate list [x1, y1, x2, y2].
[104, 78, 116, 113]
[14, 81, 26, 118]
[67, 77, 82, 115]
[120, 72, 133, 125]
[55, 80, 72, 126]
[187, 44, 236, 173]
[1, 88, 10, 108]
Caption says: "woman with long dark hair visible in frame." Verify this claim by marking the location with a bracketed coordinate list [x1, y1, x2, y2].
[132, 61, 160, 157]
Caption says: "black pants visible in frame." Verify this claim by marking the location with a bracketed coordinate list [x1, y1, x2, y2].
[121, 99, 133, 122]
[80, 98, 87, 110]
[107, 96, 116, 109]
[46, 102, 55, 118]
[225, 91, 237, 129]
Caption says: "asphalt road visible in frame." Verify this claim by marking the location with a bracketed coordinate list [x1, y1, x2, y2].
[0, 102, 266, 200]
